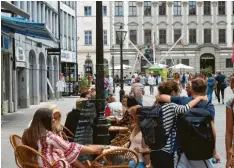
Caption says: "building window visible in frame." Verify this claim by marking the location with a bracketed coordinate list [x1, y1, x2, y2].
[189, 1, 196, 15]
[130, 30, 137, 44]
[84, 6, 92, 16]
[144, 30, 151, 44]
[166, 59, 173, 67]
[103, 6, 107, 16]
[116, 31, 120, 44]
[84, 31, 92, 45]
[159, 29, 166, 44]
[219, 29, 226, 43]
[174, 29, 181, 43]
[103, 30, 107, 45]
[226, 59, 233, 68]
[189, 29, 196, 44]
[144, 1, 151, 16]
[204, 29, 211, 43]
[159, 1, 166, 15]
[218, 1, 225, 15]
[115, 1, 123, 16]
[129, 1, 137, 16]
[204, 1, 211, 15]
[123, 60, 130, 65]
[181, 59, 189, 66]
[174, 1, 181, 16]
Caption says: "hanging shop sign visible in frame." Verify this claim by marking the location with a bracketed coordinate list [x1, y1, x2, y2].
[15, 47, 25, 62]
[61, 50, 76, 63]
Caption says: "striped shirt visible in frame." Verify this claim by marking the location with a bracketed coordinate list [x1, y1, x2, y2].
[152, 103, 190, 154]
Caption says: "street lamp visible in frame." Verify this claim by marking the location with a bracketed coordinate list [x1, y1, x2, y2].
[86, 53, 92, 75]
[116, 24, 127, 102]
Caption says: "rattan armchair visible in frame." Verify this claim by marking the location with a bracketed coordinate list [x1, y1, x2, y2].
[61, 125, 74, 141]
[15, 145, 66, 168]
[86, 148, 139, 168]
[10, 134, 23, 168]
[110, 131, 131, 147]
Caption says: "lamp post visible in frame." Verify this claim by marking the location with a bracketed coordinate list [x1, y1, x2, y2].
[116, 24, 127, 102]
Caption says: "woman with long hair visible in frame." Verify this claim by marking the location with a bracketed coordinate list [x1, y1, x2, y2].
[225, 77, 234, 168]
[149, 81, 206, 168]
[22, 108, 104, 168]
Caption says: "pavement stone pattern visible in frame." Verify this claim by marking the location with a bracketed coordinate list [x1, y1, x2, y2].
[1, 85, 232, 168]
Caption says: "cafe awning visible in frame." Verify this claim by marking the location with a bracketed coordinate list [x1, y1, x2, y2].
[1, 1, 30, 19]
[1, 15, 56, 42]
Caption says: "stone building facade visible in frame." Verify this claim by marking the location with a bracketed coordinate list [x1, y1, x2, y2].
[77, 1, 234, 76]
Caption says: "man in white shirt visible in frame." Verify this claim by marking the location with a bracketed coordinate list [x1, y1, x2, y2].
[148, 73, 155, 95]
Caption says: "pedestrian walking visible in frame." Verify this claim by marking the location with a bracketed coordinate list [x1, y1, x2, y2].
[104, 75, 110, 99]
[215, 70, 227, 104]
[207, 73, 215, 103]
[130, 77, 145, 104]
[148, 73, 155, 95]
[181, 73, 186, 89]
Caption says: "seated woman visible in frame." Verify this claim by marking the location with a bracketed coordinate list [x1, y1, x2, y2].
[22, 108, 104, 168]
[128, 105, 149, 168]
[105, 94, 122, 116]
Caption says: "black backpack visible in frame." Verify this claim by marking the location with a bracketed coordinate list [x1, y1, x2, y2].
[137, 104, 173, 150]
[177, 105, 215, 160]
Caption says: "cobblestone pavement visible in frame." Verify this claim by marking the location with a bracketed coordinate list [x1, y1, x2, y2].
[1, 85, 232, 168]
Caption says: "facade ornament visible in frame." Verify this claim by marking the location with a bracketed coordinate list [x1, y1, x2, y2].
[182, 1, 188, 7]
[212, 1, 217, 7]
[197, 1, 203, 7]
[152, 2, 158, 7]
[167, 1, 173, 7]
[137, 2, 143, 7]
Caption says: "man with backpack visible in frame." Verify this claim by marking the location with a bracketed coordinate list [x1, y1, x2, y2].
[157, 79, 220, 167]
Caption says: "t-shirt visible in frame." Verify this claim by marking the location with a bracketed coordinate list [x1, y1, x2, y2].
[226, 97, 234, 113]
[170, 96, 215, 120]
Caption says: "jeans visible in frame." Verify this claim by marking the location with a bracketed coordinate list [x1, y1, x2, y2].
[207, 87, 214, 103]
[149, 85, 154, 94]
[150, 150, 174, 168]
[217, 86, 224, 103]
[104, 90, 109, 99]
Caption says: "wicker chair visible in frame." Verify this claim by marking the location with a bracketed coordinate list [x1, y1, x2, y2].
[10, 134, 23, 168]
[110, 131, 131, 147]
[15, 145, 66, 168]
[86, 148, 139, 168]
[61, 125, 74, 140]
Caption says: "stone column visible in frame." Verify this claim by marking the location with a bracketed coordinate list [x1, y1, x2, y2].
[38, 2, 41, 23]
[137, 2, 143, 45]
[49, 65, 55, 100]
[42, 3, 45, 23]
[46, 8, 49, 25]
[23, 1, 27, 12]
[182, 2, 188, 45]
[28, 2, 32, 21]
[152, 2, 158, 45]
[12, 67, 17, 112]
[33, 64, 40, 105]
[197, 2, 203, 45]
[41, 64, 47, 101]
[53, 14, 56, 37]
[20, 67, 30, 108]
[167, 2, 173, 45]
[66, 13, 69, 50]
[8, 54, 13, 113]
[212, 2, 218, 44]
[61, 11, 64, 49]
[70, 15, 73, 51]
[33, 1, 37, 22]
[50, 10, 53, 32]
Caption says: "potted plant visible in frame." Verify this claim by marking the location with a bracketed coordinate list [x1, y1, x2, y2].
[80, 76, 90, 93]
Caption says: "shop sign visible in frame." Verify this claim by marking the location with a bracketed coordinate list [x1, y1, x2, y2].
[16, 62, 26, 67]
[61, 50, 76, 63]
[16, 47, 25, 62]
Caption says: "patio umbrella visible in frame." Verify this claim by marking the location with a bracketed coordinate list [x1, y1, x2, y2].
[169, 63, 194, 70]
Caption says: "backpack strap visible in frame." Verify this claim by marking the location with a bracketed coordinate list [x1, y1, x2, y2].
[203, 160, 208, 168]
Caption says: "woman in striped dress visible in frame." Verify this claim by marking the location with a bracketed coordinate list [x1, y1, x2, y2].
[22, 108, 104, 168]
[150, 81, 206, 168]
